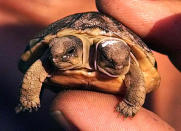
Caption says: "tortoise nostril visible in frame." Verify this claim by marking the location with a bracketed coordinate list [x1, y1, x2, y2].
[61, 55, 70, 62]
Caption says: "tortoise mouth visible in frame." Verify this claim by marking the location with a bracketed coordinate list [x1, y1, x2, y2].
[46, 69, 125, 94]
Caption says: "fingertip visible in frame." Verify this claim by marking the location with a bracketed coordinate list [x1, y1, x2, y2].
[51, 91, 174, 130]
[96, 0, 171, 36]
[96, 0, 181, 57]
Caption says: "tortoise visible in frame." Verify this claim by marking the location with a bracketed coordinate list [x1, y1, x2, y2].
[16, 12, 160, 117]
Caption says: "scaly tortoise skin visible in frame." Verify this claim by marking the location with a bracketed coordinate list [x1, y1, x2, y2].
[16, 12, 160, 117]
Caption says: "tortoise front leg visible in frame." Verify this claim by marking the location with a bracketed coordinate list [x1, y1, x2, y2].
[15, 59, 48, 113]
[117, 55, 146, 117]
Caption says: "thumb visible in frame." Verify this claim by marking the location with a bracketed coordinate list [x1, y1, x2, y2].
[96, 0, 181, 70]
[51, 91, 174, 130]
[96, 0, 181, 38]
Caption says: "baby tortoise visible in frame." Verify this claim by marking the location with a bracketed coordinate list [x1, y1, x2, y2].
[16, 12, 160, 117]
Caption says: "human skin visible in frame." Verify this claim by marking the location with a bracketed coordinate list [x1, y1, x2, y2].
[0, 0, 179, 130]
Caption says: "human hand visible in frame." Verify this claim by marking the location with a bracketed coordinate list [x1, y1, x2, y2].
[1, 0, 179, 130]
[96, 0, 181, 71]
[51, 90, 173, 130]
[51, 0, 181, 130]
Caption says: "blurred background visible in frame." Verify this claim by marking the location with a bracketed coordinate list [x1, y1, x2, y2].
[0, 0, 180, 130]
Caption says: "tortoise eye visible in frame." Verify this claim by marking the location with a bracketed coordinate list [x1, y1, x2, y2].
[67, 47, 76, 54]
[49, 35, 83, 70]
[96, 38, 130, 77]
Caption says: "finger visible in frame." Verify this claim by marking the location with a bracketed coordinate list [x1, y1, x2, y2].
[96, 0, 181, 54]
[51, 91, 174, 131]
[0, 0, 96, 25]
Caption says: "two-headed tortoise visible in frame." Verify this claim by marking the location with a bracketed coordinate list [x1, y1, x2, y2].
[16, 12, 160, 117]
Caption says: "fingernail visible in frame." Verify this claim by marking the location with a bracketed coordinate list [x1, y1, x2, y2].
[51, 110, 78, 131]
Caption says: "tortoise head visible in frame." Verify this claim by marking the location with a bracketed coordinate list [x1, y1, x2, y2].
[49, 35, 83, 70]
[96, 38, 130, 77]
[49, 35, 130, 77]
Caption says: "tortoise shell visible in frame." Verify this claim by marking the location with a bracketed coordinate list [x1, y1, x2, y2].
[16, 12, 160, 117]
[20, 12, 155, 71]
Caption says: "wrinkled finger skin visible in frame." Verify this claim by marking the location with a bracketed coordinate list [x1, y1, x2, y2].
[96, 0, 181, 130]
[52, 91, 174, 131]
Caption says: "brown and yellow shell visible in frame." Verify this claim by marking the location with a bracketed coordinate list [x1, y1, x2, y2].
[19, 12, 160, 93]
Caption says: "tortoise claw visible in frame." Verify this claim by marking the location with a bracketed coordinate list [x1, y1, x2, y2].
[15, 102, 40, 113]
[116, 100, 140, 118]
